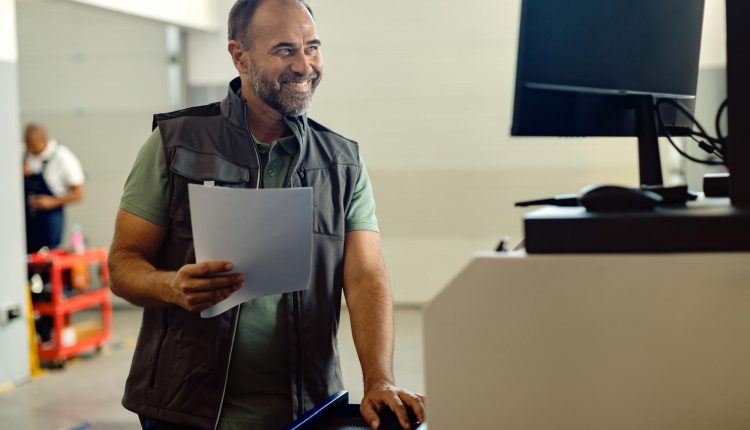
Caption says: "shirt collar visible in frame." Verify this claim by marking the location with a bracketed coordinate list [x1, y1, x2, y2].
[252, 133, 298, 157]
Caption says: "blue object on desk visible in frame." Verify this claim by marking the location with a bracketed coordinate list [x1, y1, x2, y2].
[283, 390, 425, 430]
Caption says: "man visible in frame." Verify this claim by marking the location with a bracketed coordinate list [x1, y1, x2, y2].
[23, 123, 85, 254]
[108, 1, 425, 429]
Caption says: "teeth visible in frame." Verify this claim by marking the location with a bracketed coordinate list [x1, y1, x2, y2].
[283, 81, 310, 91]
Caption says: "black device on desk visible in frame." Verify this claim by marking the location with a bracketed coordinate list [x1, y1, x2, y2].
[510, 0, 750, 253]
[515, 184, 672, 213]
[283, 391, 423, 430]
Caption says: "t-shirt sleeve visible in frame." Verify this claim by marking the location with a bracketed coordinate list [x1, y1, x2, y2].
[345, 154, 380, 232]
[119, 129, 170, 227]
[59, 146, 85, 187]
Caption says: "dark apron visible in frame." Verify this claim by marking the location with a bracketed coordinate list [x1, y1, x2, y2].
[24, 157, 64, 254]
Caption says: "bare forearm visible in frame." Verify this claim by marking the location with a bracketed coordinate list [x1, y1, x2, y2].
[59, 188, 83, 205]
[56, 185, 84, 207]
[347, 278, 395, 390]
[108, 246, 175, 308]
[343, 231, 425, 427]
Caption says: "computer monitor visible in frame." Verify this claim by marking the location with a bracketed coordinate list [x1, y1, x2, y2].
[726, 0, 750, 206]
[511, 0, 705, 187]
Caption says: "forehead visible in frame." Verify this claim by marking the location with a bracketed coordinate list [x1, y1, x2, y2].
[25, 128, 45, 140]
[249, 1, 318, 46]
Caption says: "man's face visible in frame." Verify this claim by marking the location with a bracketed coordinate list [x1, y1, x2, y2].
[25, 129, 47, 155]
[243, 1, 323, 116]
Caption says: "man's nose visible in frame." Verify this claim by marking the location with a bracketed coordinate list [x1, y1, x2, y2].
[289, 51, 315, 77]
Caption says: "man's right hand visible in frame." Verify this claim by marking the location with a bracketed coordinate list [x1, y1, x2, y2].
[168, 261, 243, 312]
[109, 210, 244, 310]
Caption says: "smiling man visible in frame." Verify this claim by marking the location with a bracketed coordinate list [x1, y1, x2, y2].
[108, 1, 424, 429]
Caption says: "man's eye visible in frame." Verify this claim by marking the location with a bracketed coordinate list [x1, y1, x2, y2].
[277, 48, 292, 56]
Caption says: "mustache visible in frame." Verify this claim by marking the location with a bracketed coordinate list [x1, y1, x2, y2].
[279, 70, 319, 84]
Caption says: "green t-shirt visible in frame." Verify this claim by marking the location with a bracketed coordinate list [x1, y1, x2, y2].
[120, 128, 380, 232]
[120, 128, 378, 429]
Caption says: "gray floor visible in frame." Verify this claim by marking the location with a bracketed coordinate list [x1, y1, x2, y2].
[0, 303, 424, 430]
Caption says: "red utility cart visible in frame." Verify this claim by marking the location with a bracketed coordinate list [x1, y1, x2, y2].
[28, 248, 112, 366]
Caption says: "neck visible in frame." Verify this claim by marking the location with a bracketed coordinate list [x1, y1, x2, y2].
[246, 102, 290, 143]
[241, 84, 290, 144]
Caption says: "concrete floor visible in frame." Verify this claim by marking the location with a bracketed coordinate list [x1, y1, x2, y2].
[0, 303, 424, 430]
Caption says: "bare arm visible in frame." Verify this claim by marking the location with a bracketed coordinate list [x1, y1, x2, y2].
[108, 209, 243, 311]
[343, 231, 425, 429]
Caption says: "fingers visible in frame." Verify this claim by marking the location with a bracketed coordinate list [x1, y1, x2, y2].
[172, 261, 244, 312]
[398, 391, 426, 424]
[182, 273, 244, 293]
[180, 261, 235, 277]
[181, 287, 237, 312]
[360, 399, 381, 429]
[382, 395, 409, 429]
[361, 387, 426, 430]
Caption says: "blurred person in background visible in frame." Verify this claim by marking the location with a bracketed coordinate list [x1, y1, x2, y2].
[23, 122, 85, 254]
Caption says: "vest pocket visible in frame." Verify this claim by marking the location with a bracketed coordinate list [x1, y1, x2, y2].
[168, 147, 251, 228]
[298, 167, 353, 237]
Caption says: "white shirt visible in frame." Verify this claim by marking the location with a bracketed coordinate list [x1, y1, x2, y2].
[25, 139, 85, 197]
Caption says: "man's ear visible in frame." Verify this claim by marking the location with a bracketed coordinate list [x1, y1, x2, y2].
[228, 40, 248, 74]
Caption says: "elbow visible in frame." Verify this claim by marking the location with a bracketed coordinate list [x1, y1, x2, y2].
[74, 187, 85, 202]
[106, 250, 124, 298]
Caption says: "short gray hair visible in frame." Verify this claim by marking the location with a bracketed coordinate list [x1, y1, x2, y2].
[227, 0, 313, 46]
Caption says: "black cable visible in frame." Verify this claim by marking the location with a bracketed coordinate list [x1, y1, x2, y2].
[656, 98, 715, 145]
[683, 128, 724, 149]
[688, 134, 725, 160]
[654, 98, 726, 166]
[715, 98, 729, 141]
[667, 127, 725, 150]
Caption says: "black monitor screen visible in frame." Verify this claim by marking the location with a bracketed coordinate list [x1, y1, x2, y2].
[511, 0, 704, 185]
[512, 0, 705, 138]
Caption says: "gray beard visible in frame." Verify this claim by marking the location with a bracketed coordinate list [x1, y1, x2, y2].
[250, 61, 320, 116]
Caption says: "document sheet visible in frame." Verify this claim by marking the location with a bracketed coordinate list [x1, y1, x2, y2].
[188, 184, 313, 318]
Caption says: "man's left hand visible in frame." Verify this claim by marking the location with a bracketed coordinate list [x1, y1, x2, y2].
[28, 195, 60, 211]
[360, 380, 426, 429]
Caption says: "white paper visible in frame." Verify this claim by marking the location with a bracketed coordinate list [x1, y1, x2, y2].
[188, 184, 313, 318]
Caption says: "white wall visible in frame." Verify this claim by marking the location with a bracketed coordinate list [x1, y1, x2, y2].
[17, 0, 174, 251]
[0, 0, 18, 62]
[0, 0, 30, 388]
[701, 0, 726, 67]
[186, 0, 236, 87]
[64, 0, 218, 31]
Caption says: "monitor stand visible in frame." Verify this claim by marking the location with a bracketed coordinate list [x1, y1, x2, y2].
[634, 94, 664, 187]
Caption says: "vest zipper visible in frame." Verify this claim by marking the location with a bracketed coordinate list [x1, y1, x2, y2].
[213, 306, 241, 430]
[213, 101, 259, 429]
[293, 291, 305, 418]
[290, 170, 306, 417]
[242, 102, 262, 189]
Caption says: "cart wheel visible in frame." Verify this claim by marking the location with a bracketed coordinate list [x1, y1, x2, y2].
[50, 359, 66, 369]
